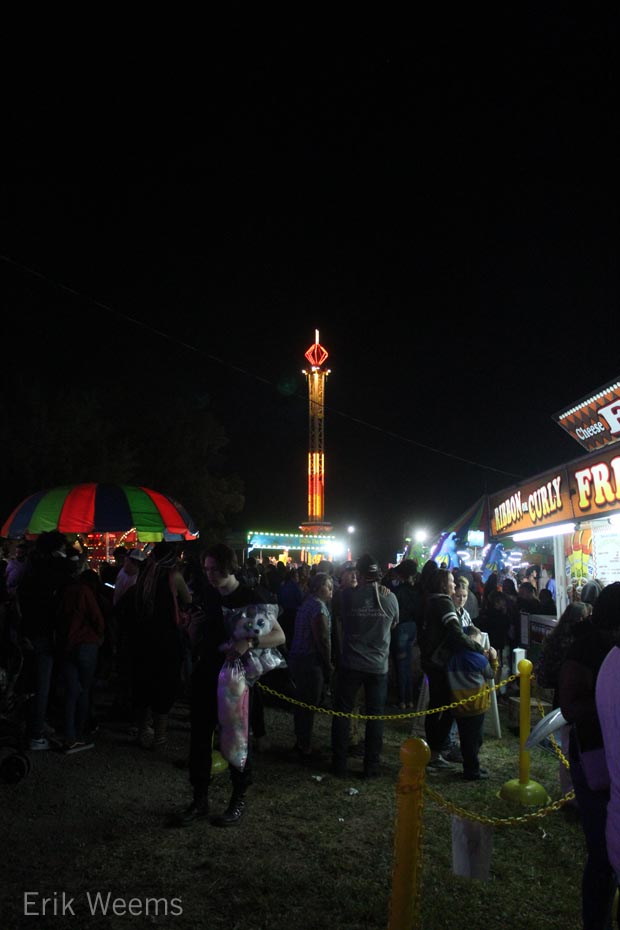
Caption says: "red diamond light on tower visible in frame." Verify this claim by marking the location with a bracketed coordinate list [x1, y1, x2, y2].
[305, 340, 328, 368]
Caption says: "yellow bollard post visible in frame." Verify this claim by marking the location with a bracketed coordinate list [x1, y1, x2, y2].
[388, 737, 430, 930]
[499, 658, 550, 806]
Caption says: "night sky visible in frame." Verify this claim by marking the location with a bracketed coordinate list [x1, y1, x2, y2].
[2, 27, 618, 564]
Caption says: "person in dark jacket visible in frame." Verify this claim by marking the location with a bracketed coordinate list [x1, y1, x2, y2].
[17, 531, 73, 750]
[130, 543, 192, 751]
[175, 543, 285, 828]
[418, 568, 485, 773]
[559, 582, 620, 930]
[390, 559, 420, 710]
[56, 564, 106, 752]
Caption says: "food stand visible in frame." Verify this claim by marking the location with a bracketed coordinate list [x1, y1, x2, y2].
[487, 375, 620, 653]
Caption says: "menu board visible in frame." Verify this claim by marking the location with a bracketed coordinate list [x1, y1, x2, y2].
[592, 523, 620, 585]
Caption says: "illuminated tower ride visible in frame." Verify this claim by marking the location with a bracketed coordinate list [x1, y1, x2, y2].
[301, 330, 333, 534]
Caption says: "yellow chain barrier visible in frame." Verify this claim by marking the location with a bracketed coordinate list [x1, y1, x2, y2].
[260, 673, 578, 828]
[258, 672, 521, 719]
[423, 783, 576, 826]
[421, 677, 576, 826]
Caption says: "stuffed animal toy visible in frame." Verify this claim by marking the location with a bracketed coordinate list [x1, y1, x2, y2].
[222, 604, 286, 684]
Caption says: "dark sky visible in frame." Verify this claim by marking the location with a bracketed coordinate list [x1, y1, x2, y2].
[2, 27, 618, 563]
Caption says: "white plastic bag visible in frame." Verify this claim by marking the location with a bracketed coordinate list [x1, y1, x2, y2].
[217, 658, 249, 770]
[451, 816, 494, 880]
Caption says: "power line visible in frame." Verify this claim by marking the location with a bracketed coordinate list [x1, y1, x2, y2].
[1, 253, 524, 480]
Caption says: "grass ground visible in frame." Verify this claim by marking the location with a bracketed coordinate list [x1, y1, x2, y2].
[1, 675, 587, 930]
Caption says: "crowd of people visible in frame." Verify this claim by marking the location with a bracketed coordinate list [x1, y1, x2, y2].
[0, 538, 524, 794]
[1, 536, 619, 925]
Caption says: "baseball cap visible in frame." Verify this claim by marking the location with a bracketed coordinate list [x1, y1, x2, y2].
[356, 553, 381, 579]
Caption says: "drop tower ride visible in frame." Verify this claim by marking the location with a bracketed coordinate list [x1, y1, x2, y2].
[301, 330, 333, 534]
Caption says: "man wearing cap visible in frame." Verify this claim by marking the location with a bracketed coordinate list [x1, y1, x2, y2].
[331, 553, 399, 778]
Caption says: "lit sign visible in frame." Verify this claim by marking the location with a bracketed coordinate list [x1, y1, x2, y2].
[492, 474, 566, 535]
[489, 471, 573, 537]
[490, 446, 620, 538]
[553, 377, 620, 451]
[573, 454, 620, 516]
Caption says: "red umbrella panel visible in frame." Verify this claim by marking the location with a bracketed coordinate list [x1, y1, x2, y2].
[1, 484, 199, 542]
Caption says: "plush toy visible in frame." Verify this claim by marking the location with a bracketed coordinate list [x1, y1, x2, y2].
[222, 604, 286, 685]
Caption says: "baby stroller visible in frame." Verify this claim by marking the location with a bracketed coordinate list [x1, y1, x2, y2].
[0, 607, 32, 783]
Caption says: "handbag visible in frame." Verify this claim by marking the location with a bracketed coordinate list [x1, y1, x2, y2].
[575, 730, 610, 792]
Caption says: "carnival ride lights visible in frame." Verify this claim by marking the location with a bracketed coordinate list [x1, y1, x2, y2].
[302, 330, 331, 526]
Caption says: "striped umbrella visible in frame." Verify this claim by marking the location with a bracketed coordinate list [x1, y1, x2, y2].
[1, 483, 199, 542]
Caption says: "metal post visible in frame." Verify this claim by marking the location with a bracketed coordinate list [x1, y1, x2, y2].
[388, 737, 430, 930]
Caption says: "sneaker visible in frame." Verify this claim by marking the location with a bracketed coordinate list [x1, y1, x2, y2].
[463, 768, 490, 781]
[427, 754, 456, 772]
[444, 747, 464, 763]
[63, 741, 95, 755]
[29, 737, 50, 751]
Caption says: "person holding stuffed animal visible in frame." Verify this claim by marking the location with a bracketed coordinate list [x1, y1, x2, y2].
[222, 603, 285, 685]
[174, 543, 285, 828]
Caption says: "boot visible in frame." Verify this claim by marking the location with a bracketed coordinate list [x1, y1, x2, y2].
[174, 791, 209, 827]
[211, 791, 246, 827]
[152, 714, 168, 750]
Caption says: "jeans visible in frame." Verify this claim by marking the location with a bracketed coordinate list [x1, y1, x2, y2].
[62, 643, 99, 743]
[288, 655, 326, 752]
[456, 713, 485, 777]
[28, 635, 55, 740]
[391, 621, 416, 705]
[569, 734, 615, 930]
[331, 667, 388, 773]
[424, 667, 455, 754]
